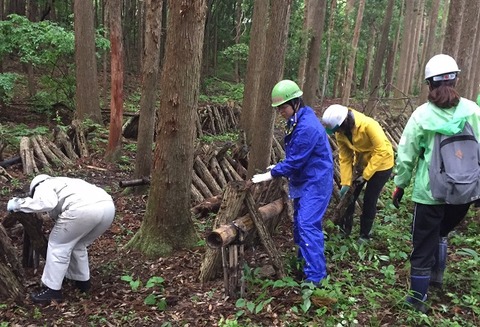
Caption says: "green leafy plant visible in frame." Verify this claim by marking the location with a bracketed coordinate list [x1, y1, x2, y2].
[121, 275, 141, 291]
[121, 275, 167, 311]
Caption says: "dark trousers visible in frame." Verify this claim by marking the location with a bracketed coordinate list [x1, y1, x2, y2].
[343, 168, 392, 238]
[410, 202, 471, 275]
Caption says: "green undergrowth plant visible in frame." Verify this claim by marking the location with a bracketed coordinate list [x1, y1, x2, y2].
[199, 77, 244, 104]
[199, 132, 239, 144]
[121, 275, 167, 311]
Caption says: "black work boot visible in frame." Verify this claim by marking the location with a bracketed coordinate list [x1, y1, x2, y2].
[75, 280, 91, 292]
[30, 287, 63, 304]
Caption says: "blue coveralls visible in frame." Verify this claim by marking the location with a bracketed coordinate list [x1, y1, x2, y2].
[271, 106, 334, 282]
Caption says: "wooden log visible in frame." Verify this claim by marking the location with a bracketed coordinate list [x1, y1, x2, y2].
[119, 177, 151, 187]
[0, 166, 13, 184]
[272, 135, 285, 161]
[71, 119, 89, 157]
[33, 135, 64, 167]
[220, 158, 243, 181]
[30, 135, 51, 169]
[245, 191, 285, 278]
[226, 156, 247, 179]
[194, 156, 222, 195]
[53, 128, 79, 160]
[207, 106, 216, 134]
[190, 184, 204, 205]
[19, 136, 38, 175]
[216, 142, 233, 161]
[199, 181, 248, 283]
[192, 170, 213, 198]
[191, 194, 223, 218]
[209, 156, 228, 188]
[194, 110, 203, 138]
[42, 136, 74, 166]
[0, 223, 25, 301]
[206, 198, 284, 248]
[0, 156, 22, 168]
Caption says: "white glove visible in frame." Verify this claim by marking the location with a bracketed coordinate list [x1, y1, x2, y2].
[252, 172, 273, 184]
[7, 198, 20, 212]
[266, 164, 276, 170]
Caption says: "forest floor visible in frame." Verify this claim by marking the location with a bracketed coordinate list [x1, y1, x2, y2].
[0, 104, 317, 326]
[1, 102, 480, 327]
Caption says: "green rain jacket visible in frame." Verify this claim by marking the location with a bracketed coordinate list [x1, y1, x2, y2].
[394, 98, 480, 204]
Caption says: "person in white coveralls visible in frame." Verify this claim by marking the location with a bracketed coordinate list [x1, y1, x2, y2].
[7, 174, 115, 304]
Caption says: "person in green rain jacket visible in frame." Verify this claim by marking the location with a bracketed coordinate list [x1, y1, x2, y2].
[392, 54, 480, 313]
[322, 105, 394, 241]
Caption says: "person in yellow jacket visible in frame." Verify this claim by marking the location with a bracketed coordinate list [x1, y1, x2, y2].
[322, 104, 394, 241]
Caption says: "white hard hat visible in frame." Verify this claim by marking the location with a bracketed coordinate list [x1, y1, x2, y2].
[30, 174, 51, 196]
[322, 104, 348, 134]
[425, 54, 460, 80]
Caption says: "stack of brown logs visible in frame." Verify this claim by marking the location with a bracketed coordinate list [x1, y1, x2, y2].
[18, 120, 90, 175]
[189, 136, 285, 206]
[196, 104, 240, 138]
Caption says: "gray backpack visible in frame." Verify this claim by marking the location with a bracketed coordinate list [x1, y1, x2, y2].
[429, 121, 480, 204]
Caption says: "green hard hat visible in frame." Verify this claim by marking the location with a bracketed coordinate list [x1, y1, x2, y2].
[271, 80, 303, 107]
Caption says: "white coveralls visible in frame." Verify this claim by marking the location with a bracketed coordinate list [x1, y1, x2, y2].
[13, 177, 115, 290]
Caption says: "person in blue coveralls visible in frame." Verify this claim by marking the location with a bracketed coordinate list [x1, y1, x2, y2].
[252, 79, 334, 284]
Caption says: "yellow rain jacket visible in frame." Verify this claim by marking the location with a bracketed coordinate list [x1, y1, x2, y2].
[335, 109, 394, 186]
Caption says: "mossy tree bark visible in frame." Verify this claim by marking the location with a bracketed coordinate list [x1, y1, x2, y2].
[126, 0, 208, 256]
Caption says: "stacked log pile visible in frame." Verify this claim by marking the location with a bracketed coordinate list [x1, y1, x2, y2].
[188, 135, 285, 206]
[196, 104, 240, 138]
[17, 121, 91, 175]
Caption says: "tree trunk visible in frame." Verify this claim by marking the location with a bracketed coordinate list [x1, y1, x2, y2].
[126, 0, 208, 257]
[341, 0, 365, 105]
[240, 0, 269, 146]
[359, 24, 375, 92]
[74, 0, 102, 124]
[456, 1, 480, 99]
[364, 0, 394, 115]
[233, 0, 243, 83]
[105, 0, 124, 162]
[320, 0, 336, 104]
[418, 0, 441, 104]
[299, 0, 326, 106]
[405, 0, 424, 95]
[133, 0, 163, 194]
[443, 0, 465, 59]
[247, 0, 292, 178]
[394, 0, 414, 98]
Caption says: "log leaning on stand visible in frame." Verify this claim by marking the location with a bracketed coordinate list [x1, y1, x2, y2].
[199, 181, 249, 283]
[206, 198, 284, 248]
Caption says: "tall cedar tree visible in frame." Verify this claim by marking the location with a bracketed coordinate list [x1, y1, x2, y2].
[133, 0, 163, 194]
[105, 0, 124, 161]
[240, 0, 269, 146]
[298, 0, 326, 106]
[247, 0, 292, 178]
[126, 0, 207, 256]
[74, 0, 102, 124]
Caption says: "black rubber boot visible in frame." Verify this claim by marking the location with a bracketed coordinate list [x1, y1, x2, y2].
[75, 280, 91, 292]
[30, 287, 63, 304]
